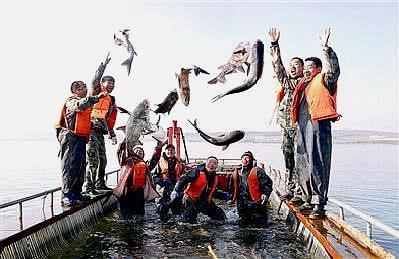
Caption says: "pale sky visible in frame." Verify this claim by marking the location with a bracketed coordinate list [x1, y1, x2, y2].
[0, 0, 397, 137]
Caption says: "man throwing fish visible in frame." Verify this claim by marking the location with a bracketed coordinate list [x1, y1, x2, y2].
[85, 54, 118, 195]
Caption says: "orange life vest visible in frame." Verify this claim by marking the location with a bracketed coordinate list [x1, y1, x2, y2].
[131, 161, 147, 190]
[232, 166, 262, 202]
[185, 171, 218, 202]
[292, 73, 339, 123]
[91, 95, 112, 119]
[159, 157, 183, 181]
[55, 97, 92, 138]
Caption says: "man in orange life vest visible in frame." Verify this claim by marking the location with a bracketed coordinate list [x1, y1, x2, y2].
[171, 156, 226, 224]
[113, 144, 162, 219]
[292, 28, 340, 219]
[85, 54, 118, 195]
[56, 81, 108, 207]
[229, 151, 273, 225]
[153, 144, 184, 219]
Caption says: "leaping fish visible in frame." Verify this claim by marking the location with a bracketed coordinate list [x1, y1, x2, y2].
[212, 40, 264, 102]
[187, 119, 245, 150]
[208, 41, 250, 85]
[175, 65, 208, 106]
[114, 29, 138, 76]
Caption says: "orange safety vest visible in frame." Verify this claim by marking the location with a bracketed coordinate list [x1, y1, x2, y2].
[232, 166, 262, 202]
[91, 95, 112, 119]
[55, 97, 92, 138]
[132, 161, 147, 190]
[159, 157, 183, 181]
[292, 73, 339, 123]
[185, 171, 218, 202]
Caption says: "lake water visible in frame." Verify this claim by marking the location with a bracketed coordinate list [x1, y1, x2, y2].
[0, 136, 398, 256]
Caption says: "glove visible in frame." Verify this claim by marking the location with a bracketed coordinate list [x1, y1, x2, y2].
[170, 190, 182, 202]
[111, 136, 118, 145]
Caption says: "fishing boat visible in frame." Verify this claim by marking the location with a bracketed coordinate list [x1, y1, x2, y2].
[0, 121, 397, 258]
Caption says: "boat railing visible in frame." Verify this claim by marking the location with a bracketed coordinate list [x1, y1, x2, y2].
[328, 197, 399, 240]
[0, 169, 119, 231]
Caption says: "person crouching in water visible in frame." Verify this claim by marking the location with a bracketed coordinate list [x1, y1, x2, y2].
[229, 151, 273, 225]
[153, 144, 184, 220]
[170, 156, 226, 224]
[113, 143, 162, 220]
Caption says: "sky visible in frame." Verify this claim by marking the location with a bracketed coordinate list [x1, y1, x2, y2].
[0, 0, 397, 138]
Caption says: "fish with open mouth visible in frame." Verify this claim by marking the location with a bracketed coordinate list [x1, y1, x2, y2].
[212, 40, 264, 102]
[187, 119, 245, 150]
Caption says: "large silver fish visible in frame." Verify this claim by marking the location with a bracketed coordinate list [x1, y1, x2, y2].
[114, 29, 137, 76]
[116, 99, 154, 148]
[208, 41, 250, 85]
[212, 40, 264, 102]
[187, 119, 245, 150]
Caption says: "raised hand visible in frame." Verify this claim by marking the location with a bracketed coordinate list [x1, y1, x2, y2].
[268, 27, 280, 43]
[320, 27, 331, 48]
[104, 52, 111, 65]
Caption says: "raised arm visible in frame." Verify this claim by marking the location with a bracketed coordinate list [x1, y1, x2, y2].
[91, 53, 111, 95]
[320, 28, 340, 94]
[268, 28, 289, 87]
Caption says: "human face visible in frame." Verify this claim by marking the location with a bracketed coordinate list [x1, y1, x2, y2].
[166, 147, 176, 158]
[205, 158, 218, 173]
[133, 147, 144, 160]
[102, 80, 115, 93]
[74, 82, 87, 98]
[241, 155, 252, 167]
[303, 61, 321, 80]
[289, 59, 304, 79]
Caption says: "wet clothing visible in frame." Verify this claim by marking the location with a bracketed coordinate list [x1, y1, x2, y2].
[270, 41, 302, 196]
[232, 165, 273, 224]
[174, 164, 226, 223]
[86, 62, 118, 191]
[153, 154, 183, 215]
[114, 145, 162, 219]
[57, 95, 99, 201]
[294, 47, 340, 206]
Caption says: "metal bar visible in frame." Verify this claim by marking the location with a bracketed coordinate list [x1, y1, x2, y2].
[329, 198, 399, 239]
[367, 222, 373, 239]
[0, 170, 119, 210]
[339, 206, 345, 220]
[179, 128, 190, 163]
[18, 202, 23, 230]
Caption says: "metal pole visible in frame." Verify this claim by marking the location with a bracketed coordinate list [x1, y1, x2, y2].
[180, 128, 190, 163]
[339, 207, 345, 220]
[18, 202, 23, 230]
[50, 192, 54, 217]
[367, 222, 373, 239]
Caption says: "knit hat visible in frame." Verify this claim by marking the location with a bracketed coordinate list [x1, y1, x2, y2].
[241, 151, 254, 160]
[132, 145, 145, 159]
[165, 144, 175, 150]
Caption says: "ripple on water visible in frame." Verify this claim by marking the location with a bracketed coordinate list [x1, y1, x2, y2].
[51, 203, 312, 258]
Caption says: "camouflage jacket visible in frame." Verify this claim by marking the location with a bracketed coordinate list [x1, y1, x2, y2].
[90, 62, 117, 137]
[270, 42, 302, 129]
[64, 95, 99, 131]
[322, 46, 340, 94]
